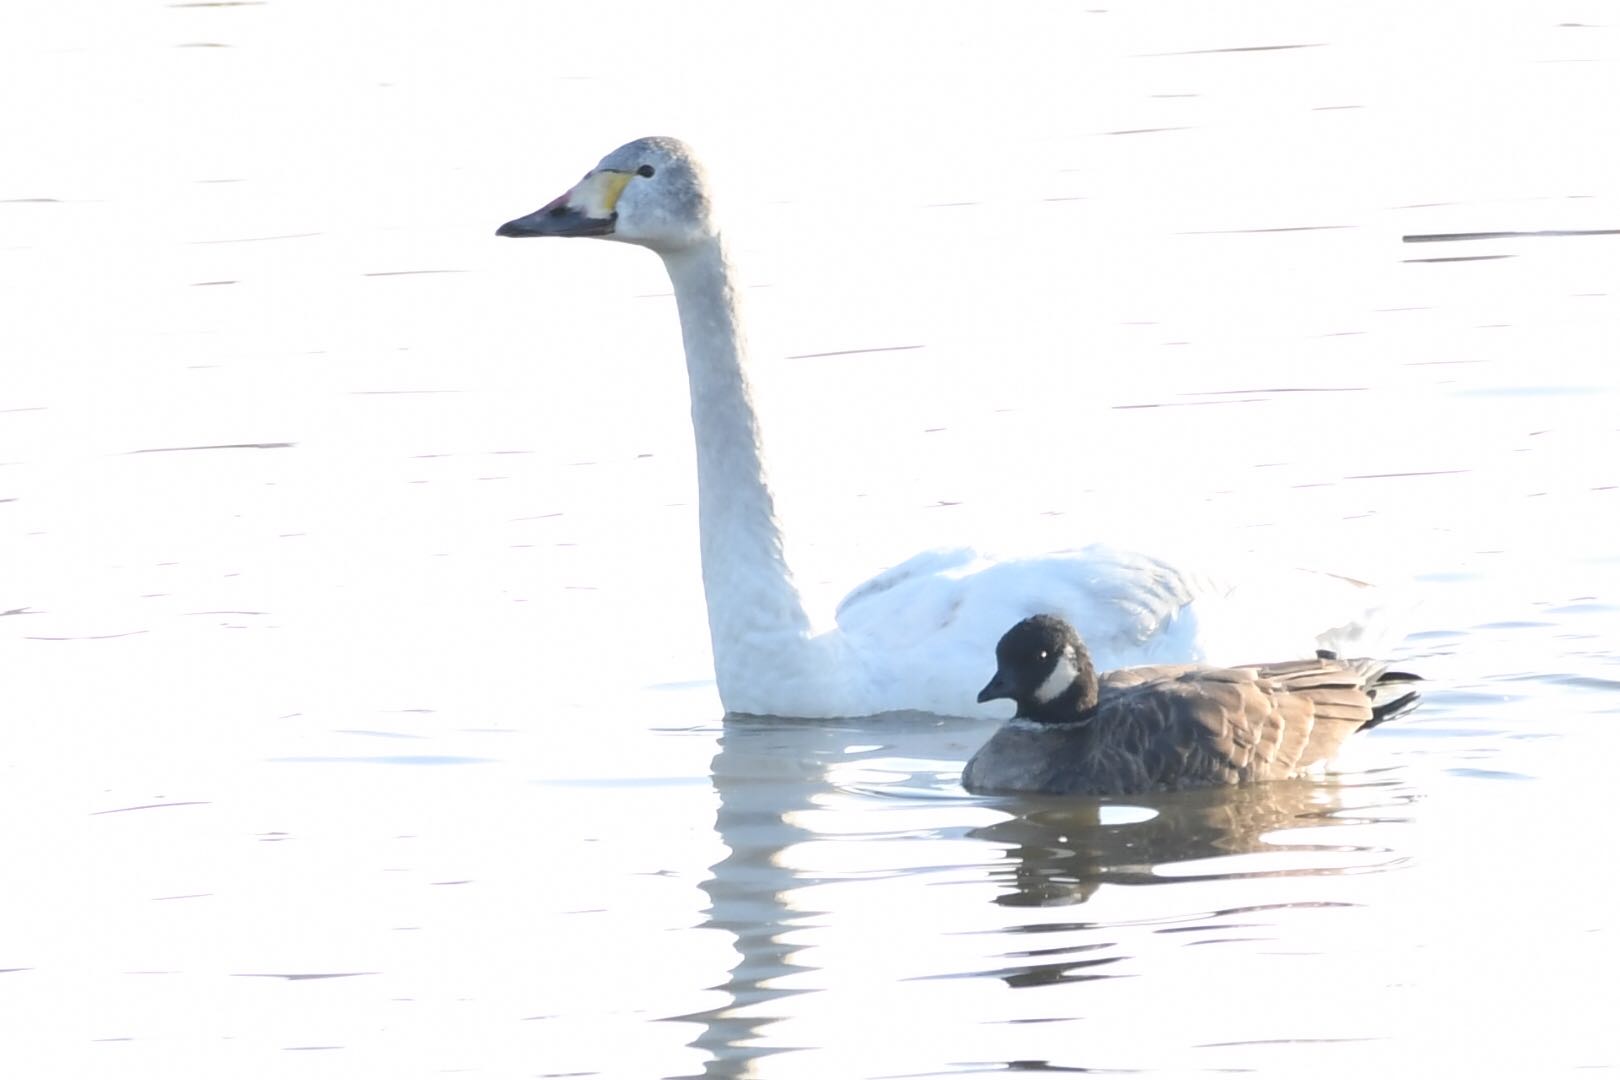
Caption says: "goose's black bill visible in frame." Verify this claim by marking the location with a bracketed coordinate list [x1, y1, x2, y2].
[496, 194, 615, 238]
[977, 669, 1014, 704]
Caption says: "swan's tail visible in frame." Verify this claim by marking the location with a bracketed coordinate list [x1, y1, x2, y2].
[1191, 563, 1415, 667]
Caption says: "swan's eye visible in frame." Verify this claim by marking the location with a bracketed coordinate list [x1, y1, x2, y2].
[637, 164, 655, 178]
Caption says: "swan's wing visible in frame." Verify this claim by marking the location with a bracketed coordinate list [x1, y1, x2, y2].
[834, 544, 1213, 671]
[832, 547, 981, 623]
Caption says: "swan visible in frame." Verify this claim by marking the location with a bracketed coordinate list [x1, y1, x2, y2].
[965, 614, 1420, 795]
[496, 136, 1391, 719]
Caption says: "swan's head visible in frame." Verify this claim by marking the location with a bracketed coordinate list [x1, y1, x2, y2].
[977, 615, 1098, 719]
[496, 136, 715, 254]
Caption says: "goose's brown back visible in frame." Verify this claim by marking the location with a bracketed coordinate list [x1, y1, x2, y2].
[965, 655, 1412, 796]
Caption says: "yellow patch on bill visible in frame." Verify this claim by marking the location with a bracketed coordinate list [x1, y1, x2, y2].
[577, 170, 633, 217]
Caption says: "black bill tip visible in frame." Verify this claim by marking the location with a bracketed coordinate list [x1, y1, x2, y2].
[496, 194, 615, 239]
[977, 671, 1013, 704]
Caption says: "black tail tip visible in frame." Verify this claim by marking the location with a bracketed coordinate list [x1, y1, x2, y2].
[1367, 688, 1422, 729]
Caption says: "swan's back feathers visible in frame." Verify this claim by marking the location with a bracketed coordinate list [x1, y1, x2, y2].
[814, 544, 1215, 717]
[834, 544, 1206, 663]
[819, 543, 1399, 719]
[832, 547, 981, 623]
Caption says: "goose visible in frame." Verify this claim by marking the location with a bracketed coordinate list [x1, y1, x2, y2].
[965, 614, 1420, 795]
[496, 136, 1391, 719]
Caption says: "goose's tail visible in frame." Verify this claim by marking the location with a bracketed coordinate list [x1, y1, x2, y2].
[1311, 650, 1421, 730]
[1364, 667, 1422, 730]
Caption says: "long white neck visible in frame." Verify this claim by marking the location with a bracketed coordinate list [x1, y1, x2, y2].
[660, 236, 831, 713]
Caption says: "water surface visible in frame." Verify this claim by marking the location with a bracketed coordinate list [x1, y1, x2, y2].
[3, 2, 1618, 1076]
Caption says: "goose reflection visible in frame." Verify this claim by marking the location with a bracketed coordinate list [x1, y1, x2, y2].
[677, 714, 1411, 1075]
[976, 774, 1410, 909]
[959, 776, 1413, 991]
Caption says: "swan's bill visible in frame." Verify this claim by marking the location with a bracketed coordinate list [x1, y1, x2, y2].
[496, 169, 631, 239]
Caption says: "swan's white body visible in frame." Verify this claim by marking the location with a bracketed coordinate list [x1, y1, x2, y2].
[499, 137, 1390, 719]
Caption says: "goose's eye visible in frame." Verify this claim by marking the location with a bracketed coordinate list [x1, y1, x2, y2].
[637, 164, 655, 178]
[1037, 650, 1049, 661]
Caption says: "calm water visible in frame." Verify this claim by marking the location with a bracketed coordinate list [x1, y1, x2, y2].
[4, 2, 1619, 1076]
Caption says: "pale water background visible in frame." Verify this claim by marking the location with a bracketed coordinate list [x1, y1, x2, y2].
[3, 1, 1619, 1076]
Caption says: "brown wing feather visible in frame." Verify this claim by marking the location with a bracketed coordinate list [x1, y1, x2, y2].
[1254, 660, 1377, 771]
[1089, 657, 1389, 789]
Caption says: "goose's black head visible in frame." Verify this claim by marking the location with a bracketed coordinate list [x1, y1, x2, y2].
[977, 614, 1099, 721]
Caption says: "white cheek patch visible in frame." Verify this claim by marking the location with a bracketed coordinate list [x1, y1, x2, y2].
[1033, 651, 1079, 704]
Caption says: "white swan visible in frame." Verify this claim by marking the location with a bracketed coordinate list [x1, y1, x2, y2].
[497, 136, 1389, 719]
